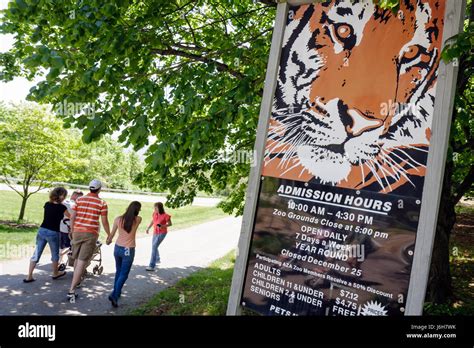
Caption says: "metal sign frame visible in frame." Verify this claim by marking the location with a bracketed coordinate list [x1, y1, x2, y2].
[227, 0, 466, 316]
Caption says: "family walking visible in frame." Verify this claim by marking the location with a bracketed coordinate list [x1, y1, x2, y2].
[23, 179, 172, 308]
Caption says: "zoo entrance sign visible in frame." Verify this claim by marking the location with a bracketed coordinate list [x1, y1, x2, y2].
[227, 0, 464, 316]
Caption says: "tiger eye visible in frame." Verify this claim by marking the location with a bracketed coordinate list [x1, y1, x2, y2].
[337, 24, 351, 39]
[404, 46, 419, 60]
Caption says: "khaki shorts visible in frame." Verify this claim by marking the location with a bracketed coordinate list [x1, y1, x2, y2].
[71, 232, 98, 261]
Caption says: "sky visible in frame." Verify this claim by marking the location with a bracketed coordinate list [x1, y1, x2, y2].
[0, 0, 39, 103]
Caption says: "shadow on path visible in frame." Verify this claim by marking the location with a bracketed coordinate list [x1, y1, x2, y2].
[0, 262, 202, 315]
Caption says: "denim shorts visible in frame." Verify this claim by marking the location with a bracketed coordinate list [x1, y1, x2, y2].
[31, 227, 61, 263]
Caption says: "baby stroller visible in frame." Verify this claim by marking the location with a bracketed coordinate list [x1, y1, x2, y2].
[59, 239, 104, 277]
[58, 218, 103, 276]
[84, 240, 104, 276]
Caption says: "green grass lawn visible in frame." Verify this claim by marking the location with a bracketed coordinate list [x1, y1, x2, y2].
[0, 190, 228, 260]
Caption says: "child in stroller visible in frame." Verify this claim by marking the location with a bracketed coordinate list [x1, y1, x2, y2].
[58, 190, 103, 277]
[58, 190, 83, 270]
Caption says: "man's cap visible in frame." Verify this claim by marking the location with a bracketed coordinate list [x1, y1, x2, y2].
[89, 179, 102, 190]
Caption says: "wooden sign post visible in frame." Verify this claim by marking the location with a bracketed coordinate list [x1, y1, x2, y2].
[227, 0, 465, 316]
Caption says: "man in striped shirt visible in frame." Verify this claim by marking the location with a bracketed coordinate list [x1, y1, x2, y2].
[67, 179, 111, 302]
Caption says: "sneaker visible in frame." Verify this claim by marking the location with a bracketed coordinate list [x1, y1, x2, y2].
[108, 295, 118, 308]
[145, 267, 155, 271]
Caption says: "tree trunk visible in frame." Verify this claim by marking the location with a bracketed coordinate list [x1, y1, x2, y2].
[425, 0, 473, 304]
[426, 159, 455, 303]
[18, 195, 28, 221]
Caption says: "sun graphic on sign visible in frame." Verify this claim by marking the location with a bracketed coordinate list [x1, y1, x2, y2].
[360, 301, 388, 316]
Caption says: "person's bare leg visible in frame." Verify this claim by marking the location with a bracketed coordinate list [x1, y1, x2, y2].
[26, 261, 37, 281]
[69, 259, 86, 292]
[52, 261, 62, 277]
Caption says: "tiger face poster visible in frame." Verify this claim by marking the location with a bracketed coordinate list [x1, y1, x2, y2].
[241, 0, 446, 316]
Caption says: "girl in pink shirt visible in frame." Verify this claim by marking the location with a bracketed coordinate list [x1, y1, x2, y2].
[107, 201, 142, 307]
[146, 202, 172, 271]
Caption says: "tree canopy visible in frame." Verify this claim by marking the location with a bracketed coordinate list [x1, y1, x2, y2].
[69, 134, 145, 190]
[0, 102, 145, 219]
[1, 0, 276, 214]
[0, 0, 471, 216]
[0, 102, 75, 219]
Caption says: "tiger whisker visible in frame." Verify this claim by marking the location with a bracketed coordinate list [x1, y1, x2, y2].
[266, 129, 306, 167]
[282, 135, 310, 168]
[377, 153, 401, 180]
[404, 144, 429, 153]
[386, 149, 421, 172]
[265, 128, 302, 157]
[279, 137, 304, 168]
[280, 158, 304, 176]
[279, 127, 305, 145]
[267, 126, 300, 141]
[393, 148, 427, 168]
[376, 146, 402, 181]
[365, 160, 385, 190]
[380, 149, 410, 174]
[358, 159, 366, 185]
[299, 165, 308, 178]
[380, 151, 409, 176]
[269, 119, 300, 131]
[371, 159, 393, 191]
[272, 112, 304, 119]
[380, 150, 416, 187]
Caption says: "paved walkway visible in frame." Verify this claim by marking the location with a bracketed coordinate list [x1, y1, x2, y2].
[0, 183, 221, 207]
[0, 217, 241, 315]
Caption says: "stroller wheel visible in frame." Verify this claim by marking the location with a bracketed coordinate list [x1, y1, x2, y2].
[58, 263, 66, 272]
[97, 266, 104, 275]
[92, 265, 99, 275]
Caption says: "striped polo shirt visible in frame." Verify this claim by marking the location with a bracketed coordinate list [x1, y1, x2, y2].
[72, 192, 108, 234]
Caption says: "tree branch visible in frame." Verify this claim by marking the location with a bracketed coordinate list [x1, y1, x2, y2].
[182, 14, 199, 47]
[1, 175, 24, 197]
[151, 47, 245, 79]
[27, 179, 46, 197]
[453, 165, 474, 205]
[172, 43, 211, 53]
[452, 137, 474, 153]
[258, 0, 277, 6]
[191, 5, 273, 32]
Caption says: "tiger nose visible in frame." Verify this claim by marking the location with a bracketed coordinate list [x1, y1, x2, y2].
[346, 109, 383, 136]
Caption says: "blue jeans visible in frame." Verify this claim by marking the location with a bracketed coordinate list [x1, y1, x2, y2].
[31, 227, 60, 263]
[110, 245, 135, 302]
[149, 233, 166, 268]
